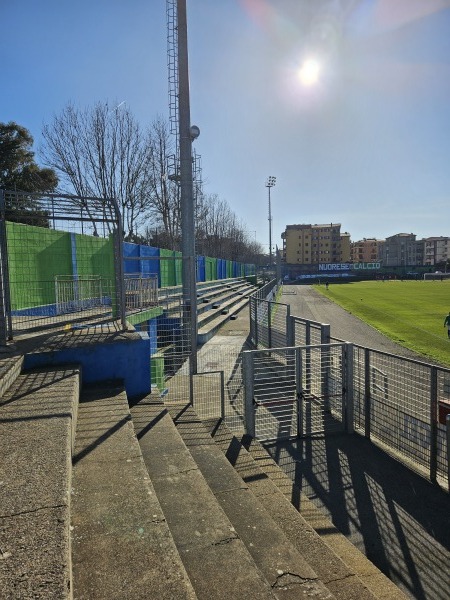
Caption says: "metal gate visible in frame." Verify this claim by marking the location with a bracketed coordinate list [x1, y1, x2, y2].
[243, 343, 354, 442]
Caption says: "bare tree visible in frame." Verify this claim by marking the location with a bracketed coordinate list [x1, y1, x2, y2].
[42, 103, 262, 263]
[144, 117, 181, 249]
[42, 101, 151, 238]
[195, 194, 263, 262]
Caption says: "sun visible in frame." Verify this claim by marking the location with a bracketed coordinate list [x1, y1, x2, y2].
[298, 58, 321, 87]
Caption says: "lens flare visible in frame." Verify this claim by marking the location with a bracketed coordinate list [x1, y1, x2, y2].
[298, 58, 321, 86]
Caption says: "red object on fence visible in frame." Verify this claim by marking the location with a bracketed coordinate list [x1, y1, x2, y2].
[438, 401, 450, 425]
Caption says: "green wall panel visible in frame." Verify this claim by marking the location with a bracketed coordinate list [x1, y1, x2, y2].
[174, 251, 182, 285]
[6, 222, 72, 309]
[75, 233, 115, 280]
[160, 249, 176, 287]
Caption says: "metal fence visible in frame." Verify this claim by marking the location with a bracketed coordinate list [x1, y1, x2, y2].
[248, 283, 450, 487]
[249, 296, 290, 349]
[242, 343, 353, 441]
[349, 343, 450, 484]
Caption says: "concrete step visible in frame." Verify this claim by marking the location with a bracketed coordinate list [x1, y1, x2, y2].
[201, 418, 408, 600]
[0, 354, 23, 398]
[130, 396, 279, 600]
[197, 297, 250, 345]
[197, 283, 254, 316]
[163, 400, 336, 599]
[0, 365, 80, 600]
[71, 382, 196, 600]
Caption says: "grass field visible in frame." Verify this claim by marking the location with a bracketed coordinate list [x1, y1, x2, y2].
[314, 280, 450, 366]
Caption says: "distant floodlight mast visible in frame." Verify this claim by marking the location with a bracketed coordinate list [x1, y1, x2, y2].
[266, 176, 276, 267]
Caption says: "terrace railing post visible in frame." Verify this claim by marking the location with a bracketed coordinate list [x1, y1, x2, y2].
[220, 370, 225, 418]
[286, 312, 295, 347]
[295, 347, 303, 438]
[305, 322, 311, 393]
[243, 350, 256, 438]
[284, 304, 295, 346]
[321, 324, 331, 412]
[0, 190, 12, 343]
[268, 301, 272, 349]
[429, 366, 438, 483]
[111, 197, 127, 331]
[446, 414, 450, 493]
[364, 348, 371, 439]
[254, 298, 259, 348]
[344, 343, 354, 433]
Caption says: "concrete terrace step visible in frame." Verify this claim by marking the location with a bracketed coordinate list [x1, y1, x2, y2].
[71, 382, 196, 600]
[201, 418, 408, 600]
[160, 278, 246, 304]
[163, 400, 336, 600]
[160, 280, 255, 317]
[197, 289, 251, 326]
[196, 283, 254, 316]
[130, 396, 280, 600]
[0, 365, 80, 600]
[0, 354, 24, 398]
[197, 297, 250, 345]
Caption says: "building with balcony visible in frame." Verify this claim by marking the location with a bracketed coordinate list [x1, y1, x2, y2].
[282, 223, 347, 264]
[423, 237, 450, 267]
[380, 233, 421, 267]
[350, 238, 382, 263]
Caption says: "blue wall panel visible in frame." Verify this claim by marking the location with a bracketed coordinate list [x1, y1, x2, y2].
[197, 255, 206, 282]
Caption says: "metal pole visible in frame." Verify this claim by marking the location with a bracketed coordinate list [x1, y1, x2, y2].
[321, 323, 330, 412]
[268, 185, 272, 267]
[177, 0, 197, 373]
[266, 176, 276, 270]
[446, 414, 450, 493]
[429, 366, 438, 483]
[243, 350, 256, 437]
[364, 347, 371, 439]
[0, 189, 10, 344]
[344, 343, 354, 433]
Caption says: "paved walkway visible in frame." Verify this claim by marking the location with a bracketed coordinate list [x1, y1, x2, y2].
[263, 285, 450, 600]
[282, 285, 422, 360]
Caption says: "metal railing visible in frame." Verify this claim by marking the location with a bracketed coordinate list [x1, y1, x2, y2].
[124, 273, 158, 311]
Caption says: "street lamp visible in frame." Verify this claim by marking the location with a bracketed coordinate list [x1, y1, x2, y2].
[265, 176, 276, 267]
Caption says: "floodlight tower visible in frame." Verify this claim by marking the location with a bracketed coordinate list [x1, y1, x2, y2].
[167, 0, 199, 373]
[266, 176, 276, 267]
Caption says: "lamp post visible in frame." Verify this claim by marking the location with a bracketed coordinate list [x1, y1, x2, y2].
[265, 176, 276, 267]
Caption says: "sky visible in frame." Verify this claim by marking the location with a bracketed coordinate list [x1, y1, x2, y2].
[2, 0, 450, 252]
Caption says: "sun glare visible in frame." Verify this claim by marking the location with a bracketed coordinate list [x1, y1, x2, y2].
[299, 58, 321, 86]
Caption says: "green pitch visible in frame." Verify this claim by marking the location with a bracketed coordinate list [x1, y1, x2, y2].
[315, 280, 450, 366]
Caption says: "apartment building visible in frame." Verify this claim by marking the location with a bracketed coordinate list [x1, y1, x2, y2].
[282, 223, 348, 264]
[423, 237, 450, 266]
[350, 238, 382, 263]
[379, 233, 422, 266]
